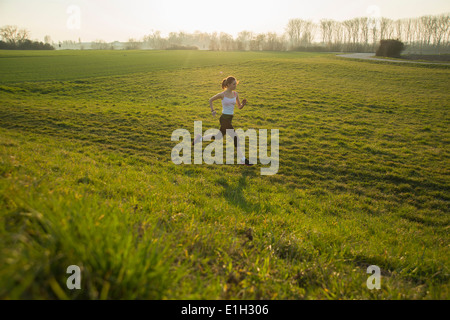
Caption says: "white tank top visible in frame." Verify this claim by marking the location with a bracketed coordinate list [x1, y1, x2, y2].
[222, 91, 236, 115]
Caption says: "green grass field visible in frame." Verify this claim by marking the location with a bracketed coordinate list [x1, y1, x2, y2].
[0, 50, 448, 299]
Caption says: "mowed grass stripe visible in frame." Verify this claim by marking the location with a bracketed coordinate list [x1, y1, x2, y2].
[0, 50, 332, 83]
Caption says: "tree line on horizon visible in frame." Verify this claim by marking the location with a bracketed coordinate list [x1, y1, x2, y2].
[1, 13, 449, 53]
[0, 26, 54, 50]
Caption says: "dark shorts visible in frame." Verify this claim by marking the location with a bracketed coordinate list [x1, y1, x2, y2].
[212, 114, 237, 146]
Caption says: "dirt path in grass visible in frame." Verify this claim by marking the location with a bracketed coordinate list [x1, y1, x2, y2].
[337, 53, 449, 66]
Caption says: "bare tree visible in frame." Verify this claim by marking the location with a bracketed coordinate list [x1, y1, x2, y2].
[168, 32, 181, 45]
[192, 30, 210, 50]
[380, 17, 393, 40]
[44, 35, 52, 45]
[360, 17, 369, 48]
[262, 32, 285, 51]
[433, 13, 449, 52]
[16, 29, 29, 44]
[320, 19, 334, 46]
[368, 15, 379, 49]
[91, 39, 110, 50]
[341, 18, 365, 51]
[178, 31, 188, 45]
[249, 33, 266, 51]
[285, 18, 302, 48]
[143, 30, 159, 49]
[402, 18, 414, 46]
[285, 19, 316, 48]
[125, 38, 141, 50]
[441, 14, 450, 47]
[422, 15, 434, 46]
[145, 30, 170, 49]
[248, 34, 260, 51]
[411, 17, 423, 53]
[209, 32, 219, 51]
[342, 19, 353, 49]
[333, 21, 344, 50]
[236, 30, 253, 51]
[0, 25, 17, 43]
[0, 25, 30, 44]
[350, 18, 361, 45]
[219, 32, 234, 51]
[301, 20, 316, 46]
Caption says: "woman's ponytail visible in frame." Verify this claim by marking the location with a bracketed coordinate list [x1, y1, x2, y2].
[222, 76, 236, 89]
[221, 78, 228, 89]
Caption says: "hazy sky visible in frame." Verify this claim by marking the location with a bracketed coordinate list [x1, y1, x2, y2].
[0, 0, 449, 42]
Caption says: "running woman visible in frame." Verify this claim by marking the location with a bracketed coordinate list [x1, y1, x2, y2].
[193, 76, 253, 166]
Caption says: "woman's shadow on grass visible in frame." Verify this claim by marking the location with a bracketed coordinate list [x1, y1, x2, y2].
[215, 169, 270, 214]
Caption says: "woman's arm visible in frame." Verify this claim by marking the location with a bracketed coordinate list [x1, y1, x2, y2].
[236, 92, 247, 109]
[209, 92, 223, 114]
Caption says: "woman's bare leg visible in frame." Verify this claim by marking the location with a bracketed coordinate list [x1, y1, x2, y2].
[227, 131, 244, 162]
